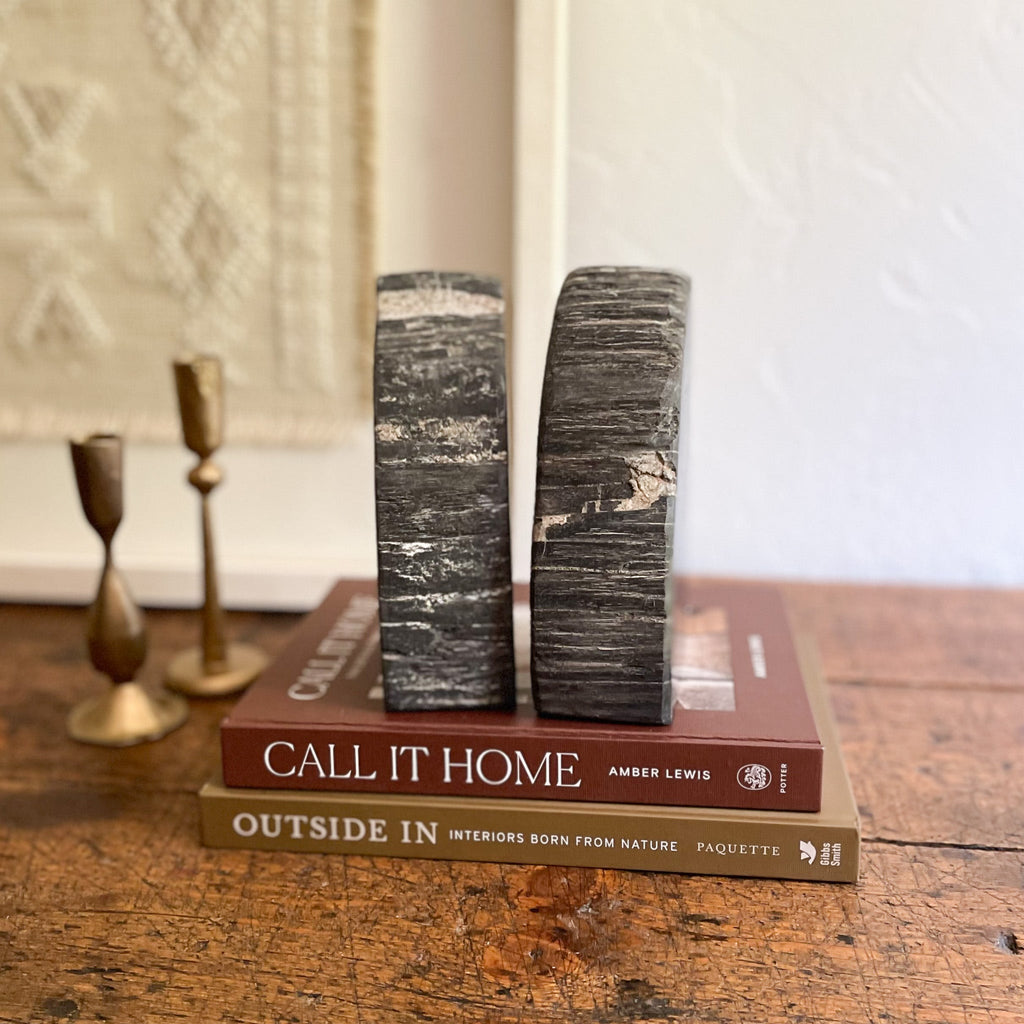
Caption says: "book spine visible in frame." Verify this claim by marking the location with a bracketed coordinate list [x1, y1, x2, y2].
[199, 786, 858, 883]
[220, 725, 823, 811]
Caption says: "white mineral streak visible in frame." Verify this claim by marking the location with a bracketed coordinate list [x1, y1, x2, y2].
[377, 287, 504, 321]
[375, 415, 503, 462]
[429, 452, 505, 464]
[375, 422, 404, 441]
[533, 513, 571, 543]
[533, 452, 675, 542]
[614, 451, 676, 512]
[376, 415, 486, 443]
[428, 415, 492, 444]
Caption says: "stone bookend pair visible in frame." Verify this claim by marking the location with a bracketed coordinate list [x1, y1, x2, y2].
[373, 267, 689, 725]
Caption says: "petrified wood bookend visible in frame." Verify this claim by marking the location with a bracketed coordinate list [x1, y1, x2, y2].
[374, 271, 516, 711]
[531, 266, 689, 725]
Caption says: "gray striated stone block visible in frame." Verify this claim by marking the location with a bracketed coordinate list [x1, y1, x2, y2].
[531, 266, 689, 725]
[374, 271, 515, 711]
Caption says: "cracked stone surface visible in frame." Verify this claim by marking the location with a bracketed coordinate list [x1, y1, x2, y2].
[531, 266, 689, 725]
[374, 271, 515, 711]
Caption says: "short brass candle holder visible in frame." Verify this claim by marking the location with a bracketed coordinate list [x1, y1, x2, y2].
[165, 354, 267, 697]
[68, 434, 188, 746]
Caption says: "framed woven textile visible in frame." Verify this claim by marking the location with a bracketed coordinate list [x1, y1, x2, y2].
[0, 0, 375, 443]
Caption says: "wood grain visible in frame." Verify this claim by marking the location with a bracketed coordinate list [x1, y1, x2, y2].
[831, 684, 1024, 848]
[2, 800, 1021, 1023]
[2, 583, 1023, 1023]
[779, 580, 1024, 689]
[0, 604, 298, 793]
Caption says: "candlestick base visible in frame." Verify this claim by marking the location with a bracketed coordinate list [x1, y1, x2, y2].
[165, 642, 267, 697]
[67, 681, 189, 746]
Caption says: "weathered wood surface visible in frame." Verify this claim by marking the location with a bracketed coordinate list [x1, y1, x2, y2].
[2, 584, 1023, 1023]
[531, 267, 689, 725]
[778, 579, 1024, 689]
[374, 270, 515, 711]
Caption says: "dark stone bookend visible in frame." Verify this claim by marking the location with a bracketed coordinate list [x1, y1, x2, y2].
[374, 271, 515, 711]
[531, 266, 689, 725]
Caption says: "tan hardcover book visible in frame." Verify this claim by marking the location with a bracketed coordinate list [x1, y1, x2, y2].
[201, 638, 859, 882]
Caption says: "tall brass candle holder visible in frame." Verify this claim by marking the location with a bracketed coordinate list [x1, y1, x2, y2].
[165, 354, 267, 696]
[68, 434, 188, 746]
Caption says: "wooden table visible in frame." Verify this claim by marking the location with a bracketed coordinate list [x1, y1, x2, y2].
[2, 581, 1022, 1022]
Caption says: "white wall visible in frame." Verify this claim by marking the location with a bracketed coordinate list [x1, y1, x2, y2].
[566, 0, 1024, 585]
[0, 0, 514, 610]
[5, 0, 1023, 609]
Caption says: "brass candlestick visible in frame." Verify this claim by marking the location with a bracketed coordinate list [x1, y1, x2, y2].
[68, 434, 188, 746]
[165, 354, 267, 696]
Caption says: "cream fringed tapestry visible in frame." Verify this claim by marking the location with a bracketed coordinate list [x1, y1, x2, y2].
[0, 0, 375, 443]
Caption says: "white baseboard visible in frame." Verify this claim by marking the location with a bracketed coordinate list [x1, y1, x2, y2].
[0, 561, 350, 612]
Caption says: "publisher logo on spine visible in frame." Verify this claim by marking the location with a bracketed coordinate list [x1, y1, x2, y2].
[737, 763, 772, 791]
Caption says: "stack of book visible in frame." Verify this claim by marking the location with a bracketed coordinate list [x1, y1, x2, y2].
[200, 581, 860, 882]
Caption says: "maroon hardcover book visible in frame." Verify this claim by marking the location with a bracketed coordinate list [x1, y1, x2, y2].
[220, 580, 823, 811]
